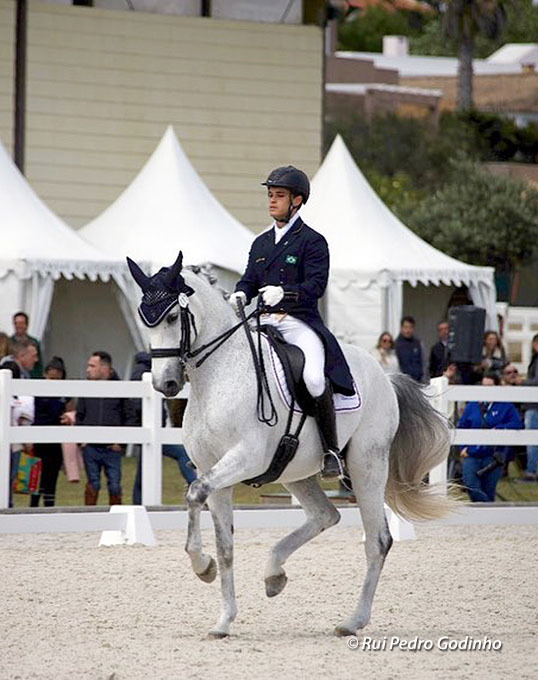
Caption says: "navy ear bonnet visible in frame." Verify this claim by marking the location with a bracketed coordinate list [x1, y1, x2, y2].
[127, 252, 194, 328]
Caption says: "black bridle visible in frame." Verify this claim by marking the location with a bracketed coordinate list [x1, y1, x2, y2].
[150, 296, 278, 426]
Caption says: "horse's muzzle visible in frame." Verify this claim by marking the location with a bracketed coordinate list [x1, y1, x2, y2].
[162, 379, 180, 397]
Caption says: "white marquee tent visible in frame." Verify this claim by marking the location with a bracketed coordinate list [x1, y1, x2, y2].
[79, 126, 255, 357]
[80, 126, 254, 285]
[0, 139, 134, 373]
[300, 135, 497, 351]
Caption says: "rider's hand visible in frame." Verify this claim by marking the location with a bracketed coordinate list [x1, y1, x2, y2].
[259, 285, 284, 307]
[228, 291, 247, 315]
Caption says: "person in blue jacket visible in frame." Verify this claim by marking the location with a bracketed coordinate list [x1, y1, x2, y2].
[228, 166, 354, 479]
[457, 371, 522, 502]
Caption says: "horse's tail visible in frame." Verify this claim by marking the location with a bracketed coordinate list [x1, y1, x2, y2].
[385, 373, 456, 521]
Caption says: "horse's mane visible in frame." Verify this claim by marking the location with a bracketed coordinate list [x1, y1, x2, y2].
[183, 263, 231, 302]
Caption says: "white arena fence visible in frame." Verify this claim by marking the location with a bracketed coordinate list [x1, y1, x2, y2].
[0, 370, 183, 510]
[1, 372, 538, 538]
[429, 376, 538, 493]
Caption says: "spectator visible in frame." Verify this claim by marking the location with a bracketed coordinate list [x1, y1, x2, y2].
[501, 363, 521, 387]
[30, 357, 73, 507]
[457, 372, 522, 502]
[76, 351, 136, 506]
[129, 351, 196, 504]
[395, 316, 426, 383]
[369, 332, 399, 374]
[429, 320, 449, 378]
[1, 361, 34, 506]
[517, 334, 538, 483]
[10, 312, 43, 378]
[501, 363, 525, 477]
[476, 330, 507, 379]
[442, 362, 459, 385]
[0, 331, 9, 360]
[0, 337, 38, 378]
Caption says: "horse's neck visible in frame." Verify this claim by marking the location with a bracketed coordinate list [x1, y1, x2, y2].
[187, 286, 249, 389]
[192, 287, 236, 347]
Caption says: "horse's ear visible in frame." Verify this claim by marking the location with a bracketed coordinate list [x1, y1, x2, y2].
[126, 257, 149, 290]
[165, 251, 184, 289]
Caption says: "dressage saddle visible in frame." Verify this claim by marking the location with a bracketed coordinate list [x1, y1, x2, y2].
[260, 324, 315, 417]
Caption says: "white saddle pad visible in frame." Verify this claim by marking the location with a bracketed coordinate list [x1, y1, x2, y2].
[264, 337, 362, 414]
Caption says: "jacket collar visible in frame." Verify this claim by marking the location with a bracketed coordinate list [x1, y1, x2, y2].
[265, 217, 305, 268]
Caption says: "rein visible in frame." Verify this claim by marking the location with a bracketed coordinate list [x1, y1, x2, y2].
[237, 298, 278, 427]
[150, 305, 258, 366]
[150, 297, 278, 426]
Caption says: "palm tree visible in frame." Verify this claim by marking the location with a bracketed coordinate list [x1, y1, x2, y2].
[443, 0, 507, 111]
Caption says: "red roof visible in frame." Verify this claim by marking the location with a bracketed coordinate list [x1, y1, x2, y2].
[346, 0, 434, 14]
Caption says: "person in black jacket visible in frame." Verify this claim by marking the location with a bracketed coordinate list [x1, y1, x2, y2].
[30, 357, 71, 507]
[429, 320, 449, 378]
[76, 351, 136, 505]
[228, 166, 354, 479]
[395, 316, 425, 383]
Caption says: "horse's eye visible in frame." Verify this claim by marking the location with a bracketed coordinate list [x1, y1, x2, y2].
[167, 312, 179, 324]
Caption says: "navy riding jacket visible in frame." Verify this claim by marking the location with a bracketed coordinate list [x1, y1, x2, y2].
[395, 334, 424, 382]
[235, 218, 354, 395]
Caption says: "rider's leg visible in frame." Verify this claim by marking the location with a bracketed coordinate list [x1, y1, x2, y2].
[275, 317, 345, 478]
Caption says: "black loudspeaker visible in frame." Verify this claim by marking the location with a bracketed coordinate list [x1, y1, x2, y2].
[447, 305, 486, 364]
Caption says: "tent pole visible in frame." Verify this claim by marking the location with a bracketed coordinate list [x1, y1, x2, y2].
[14, 0, 27, 174]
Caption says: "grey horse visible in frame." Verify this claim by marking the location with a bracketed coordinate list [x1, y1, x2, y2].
[128, 253, 453, 639]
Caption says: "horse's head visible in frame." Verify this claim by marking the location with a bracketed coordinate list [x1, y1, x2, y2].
[127, 251, 195, 397]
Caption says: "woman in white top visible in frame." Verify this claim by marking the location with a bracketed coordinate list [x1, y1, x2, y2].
[370, 332, 400, 373]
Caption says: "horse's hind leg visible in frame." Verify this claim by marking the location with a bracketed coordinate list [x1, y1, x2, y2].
[264, 475, 340, 597]
[205, 487, 237, 638]
[334, 440, 393, 636]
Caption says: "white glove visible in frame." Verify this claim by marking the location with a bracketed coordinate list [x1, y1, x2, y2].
[260, 285, 284, 307]
[228, 291, 247, 314]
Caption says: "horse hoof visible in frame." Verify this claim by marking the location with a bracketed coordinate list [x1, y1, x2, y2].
[334, 625, 355, 637]
[197, 557, 217, 583]
[207, 630, 229, 640]
[265, 572, 288, 598]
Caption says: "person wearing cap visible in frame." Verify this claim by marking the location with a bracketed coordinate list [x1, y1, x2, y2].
[228, 166, 354, 479]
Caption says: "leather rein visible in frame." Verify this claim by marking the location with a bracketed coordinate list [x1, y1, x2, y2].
[149, 297, 278, 426]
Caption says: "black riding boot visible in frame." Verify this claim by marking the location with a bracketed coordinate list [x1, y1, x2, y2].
[313, 382, 346, 479]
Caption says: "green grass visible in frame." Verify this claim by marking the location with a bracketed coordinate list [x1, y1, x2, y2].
[496, 461, 538, 503]
[12, 457, 537, 509]
[12, 456, 340, 508]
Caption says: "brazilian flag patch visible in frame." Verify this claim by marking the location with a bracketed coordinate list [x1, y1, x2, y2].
[285, 254, 298, 265]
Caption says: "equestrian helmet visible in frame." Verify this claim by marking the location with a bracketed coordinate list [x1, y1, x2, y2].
[261, 165, 310, 204]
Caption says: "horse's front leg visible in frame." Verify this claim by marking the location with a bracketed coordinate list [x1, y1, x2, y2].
[185, 441, 265, 637]
[205, 487, 236, 638]
[185, 482, 217, 583]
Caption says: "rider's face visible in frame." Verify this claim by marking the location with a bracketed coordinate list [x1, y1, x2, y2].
[267, 188, 301, 224]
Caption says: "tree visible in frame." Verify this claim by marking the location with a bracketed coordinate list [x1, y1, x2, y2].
[407, 159, 538, 300]
[411, 1, 538, 59]
[442, 0, 507, 110]
[338, 7, 423, 53]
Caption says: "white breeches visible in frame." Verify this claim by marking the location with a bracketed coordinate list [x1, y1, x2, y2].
[262, 314, 326, 397]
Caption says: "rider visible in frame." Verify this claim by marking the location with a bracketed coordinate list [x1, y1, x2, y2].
[228, 166, 354, 478]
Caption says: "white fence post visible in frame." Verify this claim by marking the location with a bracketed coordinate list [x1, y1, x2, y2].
[0, 369, 12, 509]
[429, 376, 449, 495]
[141, 372, 163, 506]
